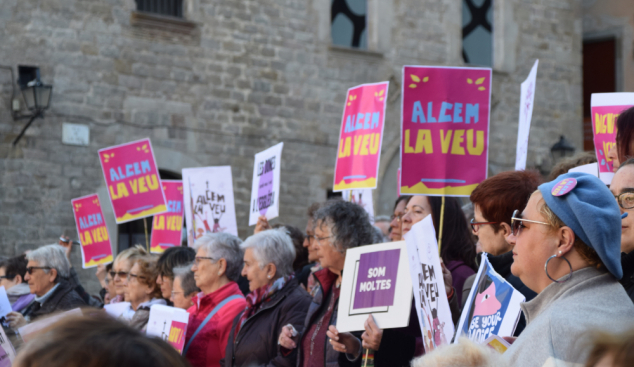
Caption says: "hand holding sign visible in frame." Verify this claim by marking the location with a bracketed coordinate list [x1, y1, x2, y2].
[361, 315, 383, 350]
[327, 325, 361, 355]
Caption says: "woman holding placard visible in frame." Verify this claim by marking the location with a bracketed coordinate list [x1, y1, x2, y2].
[500, 173, 634, 366]
[223, 228, 312, 367]
[278, 201, 375, 367]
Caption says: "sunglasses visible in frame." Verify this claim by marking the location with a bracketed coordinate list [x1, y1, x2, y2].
[470, 218, 500, 232]
[127, 272, 147, 281]
[510, 210, 549, 236]
[109, 271, 129, 279]
[26, 266, 51, 274]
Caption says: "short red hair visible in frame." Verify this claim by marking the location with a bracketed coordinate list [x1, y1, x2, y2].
[469, 170, 543, 232]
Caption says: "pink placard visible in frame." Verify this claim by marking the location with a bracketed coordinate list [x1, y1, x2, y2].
[333, 82, 389, 191]
[71, 194, 113, 268]
[150, 180, 184, 253]
[400, 66, 491, 196]
[592, 105, 631, 174]
[167, 320, 187, 355]
[98, 138, 167, 223]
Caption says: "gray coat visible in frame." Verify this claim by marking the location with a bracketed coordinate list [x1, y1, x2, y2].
[502, 267, 634, 367]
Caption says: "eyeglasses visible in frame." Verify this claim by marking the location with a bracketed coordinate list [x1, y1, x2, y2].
[26, 267, 51, 274]
[510, 210, 550, 236]
[194, 256, 215, 265]
[390, 213, 403, 223]
[127, 272, 147, 282]
[313, 235, 333, 245]
[470, 218, 500, 232]
[614, 192, 634, 210]
[303, 234, 315, 242]
[171, 291, 183, 297]
[109, 271, 129, 279]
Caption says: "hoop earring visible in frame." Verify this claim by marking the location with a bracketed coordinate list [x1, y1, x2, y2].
[544, 254, 573, 283]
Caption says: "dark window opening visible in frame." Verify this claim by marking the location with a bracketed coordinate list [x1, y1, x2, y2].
[462, 0, 493, 66]
[135, 0, 183, 18]
[327, 189, 343, 200]
[331, 0, 367, 49]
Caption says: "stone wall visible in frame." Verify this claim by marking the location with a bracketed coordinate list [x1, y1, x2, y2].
[0, 0, 582, 293]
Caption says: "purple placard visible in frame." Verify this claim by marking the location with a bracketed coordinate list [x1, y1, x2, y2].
[258, 164, 274, 216]
[353, 249, 400, 309]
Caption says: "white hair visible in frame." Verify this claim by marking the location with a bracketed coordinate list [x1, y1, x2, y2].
[240, 228, 295, 278]
[26, 244, 71, 280]
[193, 233, 243, 282]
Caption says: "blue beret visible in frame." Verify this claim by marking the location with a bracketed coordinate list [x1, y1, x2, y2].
[538, 172, 623, 279]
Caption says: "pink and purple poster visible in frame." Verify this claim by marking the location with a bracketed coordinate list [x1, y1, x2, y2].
[71, 194, 114, 268]
[591, 93, 634, 184]
[400, 66, 491, 196]
[99, 138, 167, 223]
[150, 180, 184, 253]
[333, 82, 389, 191]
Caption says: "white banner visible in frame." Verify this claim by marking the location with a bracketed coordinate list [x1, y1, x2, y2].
[182, 166, 238, 246]
[249, 143, 283, 226]
[515, 60, 539, 171]
[404, 216, 454, 353]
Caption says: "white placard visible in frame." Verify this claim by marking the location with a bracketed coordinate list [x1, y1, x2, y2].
[182, 166, 238, 246]
[337, 241, 413, 333]
[404, 216, 454, 353]
[568, 162, 599, 177]
[104, 302, 132, 318]
[0, 287, 12, 318]
[515, 60, 539, 171]
[146, 304, 189, 355]
[19, 308, 83, 343]
[62, 122, 90, 146]
[248, 143, 284, 226]
[342, 189, 375, 223]
[455, 254, 525, 343]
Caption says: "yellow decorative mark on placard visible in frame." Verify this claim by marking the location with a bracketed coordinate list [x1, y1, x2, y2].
[487, 339, 509, 354]
[150, 245, 167, 254]
[84, 254, 113, 268]
[136, 144, 150, 153]
[333, 177, 377, 191]
[115, 204, 167, 223]
[411, 75, 421, 83]
[102, 153, 115, 163]
[400, 181, 479, 196]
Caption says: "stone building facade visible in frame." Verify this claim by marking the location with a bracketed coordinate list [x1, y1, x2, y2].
[0, 0, 585, 292]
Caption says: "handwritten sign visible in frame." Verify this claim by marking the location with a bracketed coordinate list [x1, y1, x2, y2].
[249, 143, 284, 226]
[342, 189, 375, 223]
[404, 216, 454, 353]
[150, 180, 184, 253]
[337, 241, 412, 332]
[71, 194, 113, 268]
[147, 304, 190, 355]
[401, 66, 491, 196]
[333, 82, 389, 191]
[98, 138, 167, 223]
[455, 254, 524, 343]
[515, 60, 539, 170]
[182, 166, 238, 246]
[591, 93, 634, 184]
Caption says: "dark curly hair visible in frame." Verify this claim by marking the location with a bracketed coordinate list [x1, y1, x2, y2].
[313, 200, 375, 252]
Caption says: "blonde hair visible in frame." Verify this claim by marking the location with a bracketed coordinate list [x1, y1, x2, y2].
[411, 337, 504, 367]
[114, 245, 148, 267]
[536, 191, 604, 270]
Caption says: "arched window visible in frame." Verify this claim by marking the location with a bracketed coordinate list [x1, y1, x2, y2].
[462, 0, 493, 66]
[331, 0, 367, 49]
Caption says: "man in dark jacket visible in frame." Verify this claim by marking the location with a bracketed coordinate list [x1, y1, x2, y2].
[6, 244, 86, 328]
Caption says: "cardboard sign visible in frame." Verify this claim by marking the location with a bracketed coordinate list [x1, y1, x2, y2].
[104, 302, 132, 318]
[455, 254, 525, 343]
[248, 143, 284, 226]
[337, 242, 413, 333]
[400, 66, 491, 196]
[342, 189, 375, 223]
[591, 93, 634, 184]
[568, 162, 599, 177]
[150, 180, 184, 253]
[146, 304, 189, 355]
[0, 287, 12, 318]
[19, 308, 83, 343]
[182, 166, 238, 246]
[71, 194, 114, 268]
[333, 82, 389, 191]
[515, 60, 539, 171]
[0, 327, 16, 367]
[98, 138, 167, 223]
[404, 216, 454, 353]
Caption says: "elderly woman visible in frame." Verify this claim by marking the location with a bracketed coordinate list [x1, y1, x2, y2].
[185, 233, 246, 367]
[120, 255, 165, 331]
[0, 255, 35, 312]
[389, 196, 411, 242]
[111, 245, 148, 303]
[500, 173, 634, 367]
[170, 265, 199, 310]
[278, 200, 375, 367]
[223, 229, 312, 367]
[6, 245, 85, 328]
[156, 246, 196, 300]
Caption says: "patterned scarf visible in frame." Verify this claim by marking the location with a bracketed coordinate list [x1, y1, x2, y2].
[234, 274, 294, 339]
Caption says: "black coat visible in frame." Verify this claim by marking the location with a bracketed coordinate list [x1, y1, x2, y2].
[223, 278, 312, 367]
[23, 280, 86, 321]
[620, 251, 634, 303]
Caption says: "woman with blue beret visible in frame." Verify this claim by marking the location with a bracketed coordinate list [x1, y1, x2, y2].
[502, 172, 634, 367]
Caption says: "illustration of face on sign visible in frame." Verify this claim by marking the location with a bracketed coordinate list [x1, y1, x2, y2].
[464, 268, 513, 342]
[182, 166, 238, 245]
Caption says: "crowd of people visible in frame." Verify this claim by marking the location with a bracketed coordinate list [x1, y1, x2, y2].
[6, 108, 634, 367]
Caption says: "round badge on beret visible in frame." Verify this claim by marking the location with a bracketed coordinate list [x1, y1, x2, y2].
[551, 178, 577, 197]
